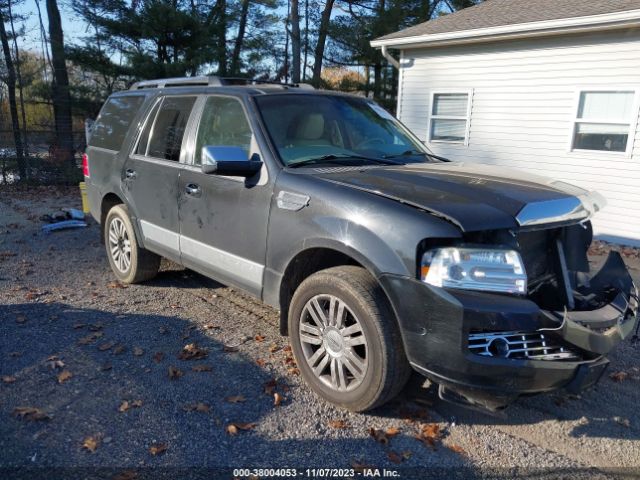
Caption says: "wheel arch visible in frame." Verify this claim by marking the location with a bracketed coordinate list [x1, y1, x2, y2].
[100, 192, 125, 244]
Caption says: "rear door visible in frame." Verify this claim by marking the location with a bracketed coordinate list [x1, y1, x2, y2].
[123, 95, 197, 261]
[178, 94, 274, 296]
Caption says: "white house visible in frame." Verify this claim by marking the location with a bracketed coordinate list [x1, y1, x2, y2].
[371, 0, 640, 245]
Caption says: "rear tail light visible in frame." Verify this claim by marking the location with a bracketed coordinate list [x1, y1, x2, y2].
[82, 153, 89, 177]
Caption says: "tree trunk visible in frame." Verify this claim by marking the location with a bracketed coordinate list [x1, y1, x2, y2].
[8, 0, 28, 156]
[216, 0, 227, 75]
[0, 8, 26, 180]
[46, 0, 75, 174]
[230, 0, 249, 75]
[290, 0, 301, 83]
[302, 0, 309, 81]
[311, 0, 335, 87]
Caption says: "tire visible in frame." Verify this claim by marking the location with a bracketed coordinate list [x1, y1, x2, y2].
[104, 204, 160, 284]
[288, 266, 411, 412]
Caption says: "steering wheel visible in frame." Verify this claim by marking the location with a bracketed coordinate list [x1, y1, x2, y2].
[354, 137, 385, 149]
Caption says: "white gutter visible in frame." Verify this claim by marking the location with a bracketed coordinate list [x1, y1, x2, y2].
[381, 45, 400, 69]
[370, 8, 640, 50]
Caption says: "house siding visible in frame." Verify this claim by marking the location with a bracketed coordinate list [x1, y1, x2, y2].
[397, 29, 640, 245]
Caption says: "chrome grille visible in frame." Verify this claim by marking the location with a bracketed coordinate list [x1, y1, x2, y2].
[468, 331, 580, 361]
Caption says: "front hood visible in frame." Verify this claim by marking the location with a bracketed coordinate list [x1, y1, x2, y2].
[312, 162, 605, 232]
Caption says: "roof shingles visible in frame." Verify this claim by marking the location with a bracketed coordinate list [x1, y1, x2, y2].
[376, 0, 640, 41]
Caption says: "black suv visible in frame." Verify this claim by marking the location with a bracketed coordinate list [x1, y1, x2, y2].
[84, 76, 638, 412]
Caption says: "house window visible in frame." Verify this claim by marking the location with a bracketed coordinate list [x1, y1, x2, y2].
[429, 91, 472, 145]
[572, 90, 637, 154]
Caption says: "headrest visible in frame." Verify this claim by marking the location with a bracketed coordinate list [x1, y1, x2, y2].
[295, 114, 325, 140]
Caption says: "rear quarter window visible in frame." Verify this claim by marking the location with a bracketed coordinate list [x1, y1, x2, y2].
[90, 95, 146, 151]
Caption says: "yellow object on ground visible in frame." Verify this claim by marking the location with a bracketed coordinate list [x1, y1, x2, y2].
[79, 182, 90, 214]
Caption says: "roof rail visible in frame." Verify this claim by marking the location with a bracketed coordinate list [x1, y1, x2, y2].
[130, 76, 223, 90]
[129, 76, 315, 90]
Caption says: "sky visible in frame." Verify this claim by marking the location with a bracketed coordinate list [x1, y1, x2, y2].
[15, 0, 88, 54]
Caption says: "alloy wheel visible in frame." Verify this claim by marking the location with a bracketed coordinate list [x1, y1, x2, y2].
[108, 217, 131, 273]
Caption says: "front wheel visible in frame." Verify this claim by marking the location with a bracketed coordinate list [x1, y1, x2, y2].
[104, 204, 160, 284]
[288, 266, 410, 412]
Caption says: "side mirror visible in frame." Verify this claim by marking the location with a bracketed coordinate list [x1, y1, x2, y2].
[201, 146, 263, 177]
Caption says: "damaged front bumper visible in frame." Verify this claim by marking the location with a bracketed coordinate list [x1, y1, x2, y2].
[380, 251, 638, 411]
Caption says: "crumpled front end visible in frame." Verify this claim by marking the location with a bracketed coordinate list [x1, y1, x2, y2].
[380, 223, 639, 412]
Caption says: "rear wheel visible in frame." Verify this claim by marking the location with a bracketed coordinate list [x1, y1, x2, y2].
[104, 205, 160, 284]
[288, 266, 410, 412]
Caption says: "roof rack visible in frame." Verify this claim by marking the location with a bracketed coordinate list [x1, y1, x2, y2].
[129, 76, 315, 90]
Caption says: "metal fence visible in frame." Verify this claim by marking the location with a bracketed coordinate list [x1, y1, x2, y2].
[0, 130, 87, 185]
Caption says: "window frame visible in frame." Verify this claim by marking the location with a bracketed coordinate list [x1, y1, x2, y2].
[130, 94, 198, 164]
[568, 87, 640, 157]
[427, 89, 473, 146]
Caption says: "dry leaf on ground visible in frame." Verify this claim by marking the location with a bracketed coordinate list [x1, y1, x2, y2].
[274, 392, 284, 407]
[118, 400, 143, 413]
[225, 395, 246, 403]
[178, 343, 208, 360]
[610, 371, 628, 382]
[82, 435, 100, 452]
[415, 423, 442, 449]
[447, 444, 466, 455]
[264, 379, 277, 395]
[328, 420, 350, 429]
[98, 342, 114, 352]
[153, 352, 164, 363]
[133, 347, 144, 356]
[387, 451, 403, 464]
[57, 370, 73, 384]
[2, 375, 16, 384]
[45, 355, 65, 370]
[182, 402, 210, 413]
[255, 334, 266, 342]
[112, 470, 138, 480]
[168, 366, 183, 380]
[226, 422, 257, 435]
[148, 443, 167, 456]
[191, 364, 212, 372]
[13, 407, 50, 421]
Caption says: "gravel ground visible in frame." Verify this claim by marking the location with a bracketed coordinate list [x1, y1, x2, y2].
[1, 186, 639, 479]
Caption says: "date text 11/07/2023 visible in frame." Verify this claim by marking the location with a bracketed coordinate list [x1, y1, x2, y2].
[232, 468, 401, 477]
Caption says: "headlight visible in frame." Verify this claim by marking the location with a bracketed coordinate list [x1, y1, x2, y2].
[420, 247, 527, 294]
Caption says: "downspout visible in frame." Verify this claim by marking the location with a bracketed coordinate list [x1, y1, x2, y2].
[381, 45, 400, 69]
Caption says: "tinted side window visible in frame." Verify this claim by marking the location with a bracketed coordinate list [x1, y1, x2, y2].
[90, 95, 145, 150]
[194, 96, 252, 165]
[146, 96, 196, 161]
[135, 100, 161, 156]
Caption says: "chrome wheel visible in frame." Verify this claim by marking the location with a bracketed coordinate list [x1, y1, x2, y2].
[108, 217, 131, 273]
[299, 294, 368, 392]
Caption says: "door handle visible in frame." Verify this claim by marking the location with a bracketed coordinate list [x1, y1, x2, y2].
[125, 168, 137, 179]
[185, 183, 201, 197]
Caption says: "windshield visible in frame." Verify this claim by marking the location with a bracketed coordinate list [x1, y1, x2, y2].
[254, 94, 433, 167]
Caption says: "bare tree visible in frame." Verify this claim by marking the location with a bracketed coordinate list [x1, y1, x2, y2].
[290, 0, 300, 83]
[0, 5, 25, 179]
[46, 0, 75, 172]
[311, 0, 335, 87]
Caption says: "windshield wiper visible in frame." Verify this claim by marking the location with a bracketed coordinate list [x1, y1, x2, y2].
[288, 154, 403, 168]
[383, 149, 450, 162]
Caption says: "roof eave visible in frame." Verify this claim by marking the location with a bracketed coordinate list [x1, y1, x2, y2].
[370, 8, 640, 49]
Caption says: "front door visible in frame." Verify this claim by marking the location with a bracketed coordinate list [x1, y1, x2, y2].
[178, 95, 274, 296]
[123, 95, 197, 261]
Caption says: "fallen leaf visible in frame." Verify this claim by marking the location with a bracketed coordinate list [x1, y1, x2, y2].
[386, 426, 401, 437]
[2, 375, 17, 384]
[153, 352, 164, 363]
[610, 371, 628, 382]
[78, 332, 103, 345]
[328, 420, 350, 429]
[283, 345, 292, 352]
[159, 326, 169, 335]
[264, 379, 277, 395]
[13, 407, 50, 421]
[178, 343, 208, 360]
[107, 282, 127, 289]
[16, 314, 27, 324]
[274, 392, 284, 407]
[351, 460, 375, 474]
[82, 435, 100, 452]
[191, 364, 212, 372]
[168, 366, 183, 380]
[447, 444, 466, 455]
[183, 402, 210, 413]
[73, 323, 86, 329]
[255, 334, 266, 342]
[57, 370, 73, 384]
[226, 422, 257, 435]
[9, 351, 22, 358]
[255, 359, 266, 367]
[223, 344, 240, 353]
[203, 323, 219, 330]
[225, 395, 246, 403]
[269, 344, 281, 353]
[415, 423, 442, 449]
[88, 323, 103, 332]
[100, 362, 113, 371]
[369, 428, 390, 444]
[148, 443, 167, 456]
[387, 451, 403, 464]
[615, 417, 630, 428]
[45, 355, 64, 370]
[287, 367, 300, 376]
[133, 347, 144, 357]
[112, 344, 126, 355]
[98, 342, 114, 352]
